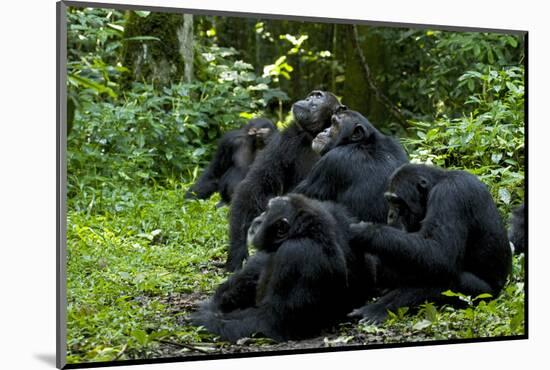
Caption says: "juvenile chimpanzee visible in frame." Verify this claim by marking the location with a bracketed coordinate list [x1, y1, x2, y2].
[192, 194, 359, 342]
[294, 109, 408, 222]
[226, 91, 344, 271]
[509, 203, 525, 254]
[185, 118, 278, 205]
[349, 164, 512, 323]
[208, 196, 375, 316]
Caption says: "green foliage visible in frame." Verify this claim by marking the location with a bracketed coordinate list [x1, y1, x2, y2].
[66, 186, 229, 363]
[372, 29, 523, 121]
[403, 66, 525, 213]
[68, 30, 287, 211]
[67, 7, 127, 104]
[376, 255, 525, 340]
[67, 184, 525, 363]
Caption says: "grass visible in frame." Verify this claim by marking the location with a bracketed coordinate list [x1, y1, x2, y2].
[65, 183, 525, 364]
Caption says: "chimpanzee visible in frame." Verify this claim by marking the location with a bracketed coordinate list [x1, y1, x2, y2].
[226, 91, 344, 271]
[509, 203, 525, 254]
[294, 108, 408, 222]
[348, 164, 512, 323]
[185, 118, 278, 205]
[192, 194, 366, 342]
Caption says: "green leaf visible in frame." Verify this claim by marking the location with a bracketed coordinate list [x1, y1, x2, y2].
[192, 148, 206, 157]
[498, 188, 511, 205]
[441, 290, 462, 298]
[68, 74, 118, 98]
[117, 171, 132, 181]
[474, 293, 493, 301]
[107, 23, 124, 33]
[487, 48, 495, 64]
[132, 329, 148, 345]
[123, 36, 161, 42]
[413, 319, 432, 331]
[467, 79, 475, 92]
[423, 303, 437, 322]
[134, 10, 151, 17]
[491, 153, 502, 164]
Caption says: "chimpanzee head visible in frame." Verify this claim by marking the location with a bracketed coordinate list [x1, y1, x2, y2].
[291, 91, 344, 134]
[247, 194, 334, 252]
[384, 164, 437, 232]
[312, 109, 375, 155]
[245, 118, 277, 149]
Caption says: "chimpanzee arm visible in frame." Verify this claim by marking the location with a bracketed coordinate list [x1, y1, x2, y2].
[226, 148, 287, 271]
[358, 224, 463, 280]
[294, 148, 352, 200]
[210, 252, 269, 312]
[351, 185, 468, 280]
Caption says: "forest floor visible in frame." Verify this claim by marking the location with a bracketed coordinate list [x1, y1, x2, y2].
[66, 184, 525, 364]
[153, 288, 436, 360]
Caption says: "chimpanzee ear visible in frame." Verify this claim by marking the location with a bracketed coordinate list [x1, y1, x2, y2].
[417, 176, 430, 191]
[384, 192, 400, 203]
[275, 217, 290, 238]
[351, 124, 367, 142]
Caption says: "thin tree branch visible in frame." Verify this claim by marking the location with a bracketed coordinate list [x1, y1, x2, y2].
[350, 25, 407, 127]
[157, 339, 213, 354]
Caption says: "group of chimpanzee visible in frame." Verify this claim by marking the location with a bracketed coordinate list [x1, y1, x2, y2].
[186, 90, 526, 343]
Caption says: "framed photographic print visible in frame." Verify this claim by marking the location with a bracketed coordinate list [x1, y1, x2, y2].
[57, 0, 527, 368]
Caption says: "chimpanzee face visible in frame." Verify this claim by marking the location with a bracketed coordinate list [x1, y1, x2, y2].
[312, 109, 372, 155]
[384, 192, 421, 232]
[248, 126, 273, 148]
[247, 196, 293, 252]
[385, 170, 431, 232]
[292, 91, 343, 133]
[246, 119, 277, 148]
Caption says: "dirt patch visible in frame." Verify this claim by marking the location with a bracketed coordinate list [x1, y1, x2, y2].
[153, 292, 432, 359]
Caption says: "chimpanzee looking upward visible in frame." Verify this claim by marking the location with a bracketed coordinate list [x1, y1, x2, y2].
[185, 118, 278, 205]
[294, 109, 408, 222]
[349, 164, 512, 323]
[226, 91, 344, 271]
[191, 194, 353, 342]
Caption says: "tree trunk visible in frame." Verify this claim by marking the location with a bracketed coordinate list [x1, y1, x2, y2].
[178, 14, 194, 83]
[121, 11, 184, 87]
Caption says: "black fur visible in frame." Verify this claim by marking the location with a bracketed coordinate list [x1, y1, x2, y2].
[186, 118, 278, 205]
[294, 109, 408, 222]
[226, 91, 344, 271]
[509, 203, 525, 254]
[349, 164, 512, 323]
[192, 194, 361, 342]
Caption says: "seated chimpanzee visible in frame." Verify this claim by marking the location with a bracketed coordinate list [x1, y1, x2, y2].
[192, 194, 370, 342]
[509, 203, 525, 254]
[185, 118, 278, 206]
[294, 108, 408, 222]
[226, 91, 345, 271]
[349, 164, 512, 324]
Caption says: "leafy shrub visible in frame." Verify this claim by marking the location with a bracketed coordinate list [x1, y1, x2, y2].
[67, 7, 127, 103]
[403, 66, 525, 214]
[372, 29, 524, 121]
[68, 41, 287, 212]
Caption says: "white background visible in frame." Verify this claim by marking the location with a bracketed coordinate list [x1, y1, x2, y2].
[0, 0, 547, 369]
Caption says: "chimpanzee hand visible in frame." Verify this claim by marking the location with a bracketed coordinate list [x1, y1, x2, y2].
[349, 221, 379, 251]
